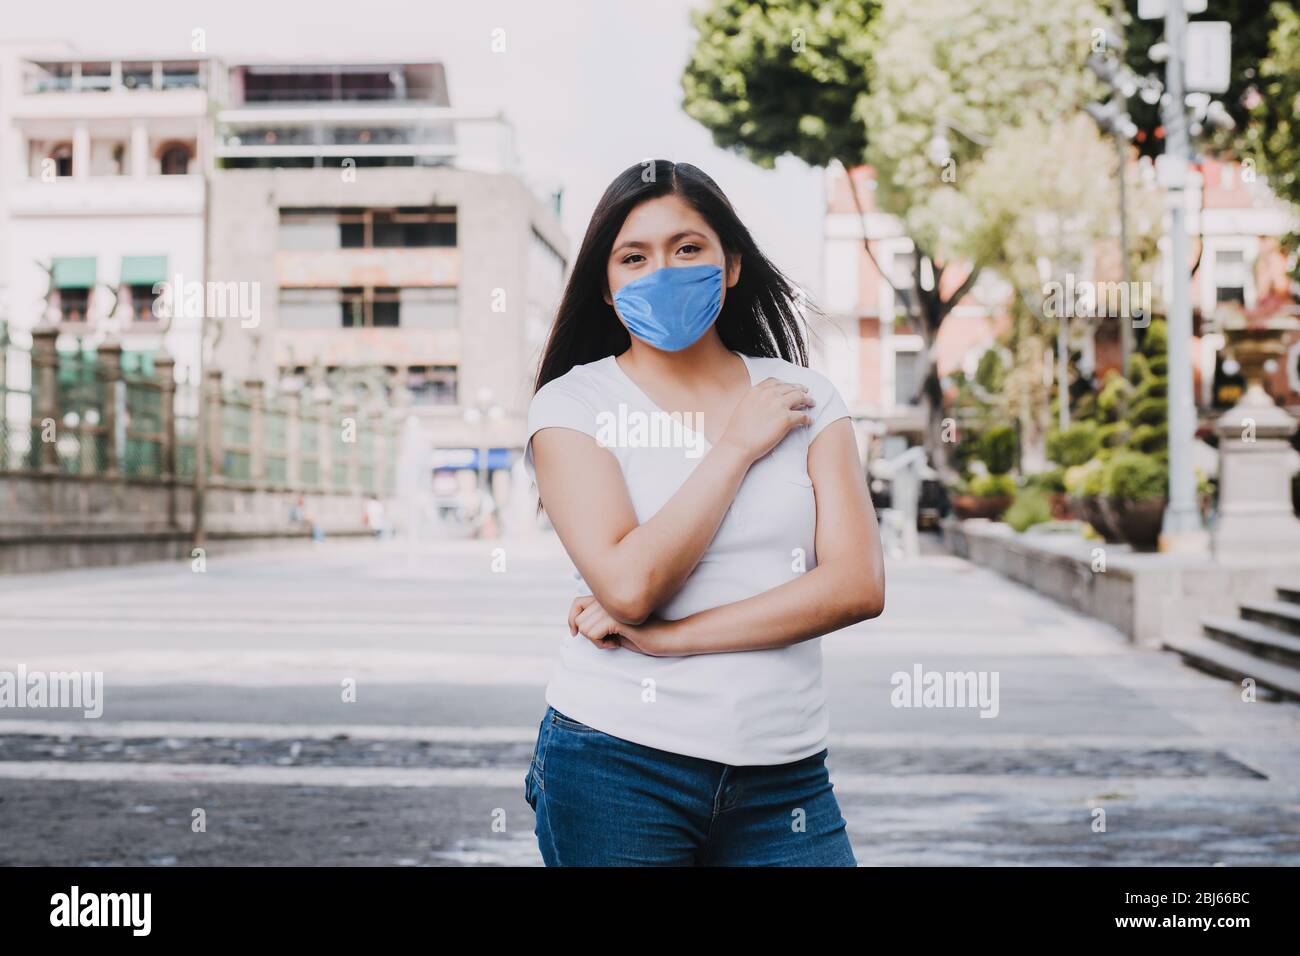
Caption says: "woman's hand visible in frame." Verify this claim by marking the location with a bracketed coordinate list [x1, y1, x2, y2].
[568, 596, 682, 657]
[718, 378, 815, 463]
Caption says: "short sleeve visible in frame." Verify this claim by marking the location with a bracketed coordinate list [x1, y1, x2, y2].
[522, 378, 599, 484]
[807, 374, 851, 443]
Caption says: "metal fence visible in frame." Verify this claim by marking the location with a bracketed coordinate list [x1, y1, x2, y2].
[0, 320, 401, 495]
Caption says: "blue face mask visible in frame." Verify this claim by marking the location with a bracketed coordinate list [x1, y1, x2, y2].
[612, 264, 723, 352]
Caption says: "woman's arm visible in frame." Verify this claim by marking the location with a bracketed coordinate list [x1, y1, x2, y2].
[532, 378, 814, 625]
[573, 417, 884, 653]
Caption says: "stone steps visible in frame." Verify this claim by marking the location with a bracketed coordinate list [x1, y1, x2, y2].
[1162, 634, 1300, 703]
[1164, 583, 1300, 703]
[1240, 600, 1300, 638]
[1202, 615, 1300, 670]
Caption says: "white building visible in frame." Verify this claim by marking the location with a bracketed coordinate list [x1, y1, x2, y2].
[0, 43, 217, 384]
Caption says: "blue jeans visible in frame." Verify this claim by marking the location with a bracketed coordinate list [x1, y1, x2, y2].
[523, 706, 857, 866]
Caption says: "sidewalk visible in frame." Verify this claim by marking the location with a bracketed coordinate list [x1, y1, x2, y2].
[0, 533, 1297, 865]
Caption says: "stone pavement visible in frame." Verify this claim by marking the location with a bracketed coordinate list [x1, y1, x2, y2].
[1, 533, 1297, 865]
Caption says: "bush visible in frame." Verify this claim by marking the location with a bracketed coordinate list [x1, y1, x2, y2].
[1132, 376, 1167, 403]
[969, 473, 1016, 498]
[1063, 461, 1098, 496]
[1004, 485, 1055, 532]
[980, 426, 1017, 476]
[1126, 352, 1151, 384]
[1129, 396, 1168, 427]
[1073, 391, 1098, 422]
[1141, 318, 1168, 357]
[1096, 372, 1132, 419]
[1047, 422, 1100, 467]
[975, 348, 1006, 394]
[1107, 450, 1168, 501]
[1078, 457, 1110, 496]
[1024, 467, 1067, 494]
[1128, 422, 1168, 456]
[1096, 421, 1132, 448]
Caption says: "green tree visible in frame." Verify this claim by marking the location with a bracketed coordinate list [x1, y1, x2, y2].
[1121, 0, 1280, 159]
[683, 0, 1106, 473]
[859, 0, 1106, 468]
[1240, 2, 1300, 262]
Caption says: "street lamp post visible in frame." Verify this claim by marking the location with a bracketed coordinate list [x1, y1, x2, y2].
[462, 385, 504, 494]
[1158, 0, 1208, 551]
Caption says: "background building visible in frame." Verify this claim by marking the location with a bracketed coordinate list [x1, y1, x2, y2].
[205, 60, 568, 507]
[0, 44, 217, 383]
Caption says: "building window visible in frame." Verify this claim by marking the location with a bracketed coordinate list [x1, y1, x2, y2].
[48, 143, 73, 178]
[58, 288, 91, 324]
[891, 252, 917, 320]
[341, 287, 366, 327]
[122, 63, 154, 90]
[162, 62, 202, 90]
[338, 287, 403, 327]
[128, 284, 157, 323]
[80, 62, 111, 92]
[301, 206, 457, 249]
[1214, 249, 1247, 306]
[159, 144, 192, 175]
[372, 288, 400, 327]
[408, 365, 458, 405]
[893, 347, 923, 407]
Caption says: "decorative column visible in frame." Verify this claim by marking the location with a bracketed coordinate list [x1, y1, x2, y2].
[341, 397, 361, 494]
[97, 341, 124, 476]
[244, 378, 264, 487]
[155, 352, 176, 479]
[72, 124, 90, 180]
[154, 352, 177, 528]
[205, 368, 224, 483]
[30, 326, 59, 473]
[130, 122, 149, 179]
[287, 388, 302, 489]
[1213, 317, 1300, 559]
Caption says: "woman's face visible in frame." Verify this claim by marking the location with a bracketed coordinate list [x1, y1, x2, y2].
[603, 193, 741, 309]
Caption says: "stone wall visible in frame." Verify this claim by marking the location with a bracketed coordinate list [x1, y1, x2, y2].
[941, 517, 1300, 646]
[0, 472, 380, 574]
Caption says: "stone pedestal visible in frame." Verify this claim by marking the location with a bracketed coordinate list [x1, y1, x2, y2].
[1213, 382, 1300, 559]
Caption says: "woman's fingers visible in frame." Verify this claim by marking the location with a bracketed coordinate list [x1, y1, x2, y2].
[568, 595, 595, 635]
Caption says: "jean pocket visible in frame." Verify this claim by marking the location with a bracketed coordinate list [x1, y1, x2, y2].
[549, 708, 600, 735]
[524, 764, 539, 810]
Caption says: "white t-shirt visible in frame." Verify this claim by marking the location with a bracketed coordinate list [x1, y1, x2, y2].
[523, 350, 852, 765]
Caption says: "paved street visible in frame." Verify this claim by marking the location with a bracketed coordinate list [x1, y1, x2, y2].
[1, 533, 1299, 866]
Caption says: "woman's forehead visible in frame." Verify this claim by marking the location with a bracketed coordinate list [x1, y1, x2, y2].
[615, 195, 713, 241]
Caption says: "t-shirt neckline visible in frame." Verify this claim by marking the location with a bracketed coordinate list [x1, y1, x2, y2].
[607, 350, 756, 447]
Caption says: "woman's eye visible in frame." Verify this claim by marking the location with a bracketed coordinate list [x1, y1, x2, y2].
[677, 243, 700, 255]
[621, 253, 645, 265]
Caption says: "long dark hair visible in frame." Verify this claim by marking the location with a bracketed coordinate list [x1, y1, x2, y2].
[533, 160, 811, 393]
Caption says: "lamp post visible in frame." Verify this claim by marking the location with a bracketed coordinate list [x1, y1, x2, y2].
[1156, 0, 1207, 552]
[462, 385, 504, 495]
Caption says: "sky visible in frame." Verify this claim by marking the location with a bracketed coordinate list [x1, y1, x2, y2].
[5, 0, 827, 296]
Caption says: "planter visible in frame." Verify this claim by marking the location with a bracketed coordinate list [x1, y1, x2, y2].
[1076, 494, 1124, 543]
[1065, 494, 1090, 523]
[952, 494, 1013, 521]
[1111, 496, 1166, 551]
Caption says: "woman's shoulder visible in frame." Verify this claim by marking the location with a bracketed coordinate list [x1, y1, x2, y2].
[743, 353, 837, 396]
[532, 356, 616, 404]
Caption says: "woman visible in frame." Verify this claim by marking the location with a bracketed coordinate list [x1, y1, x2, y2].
[522, 160, 885, 866]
